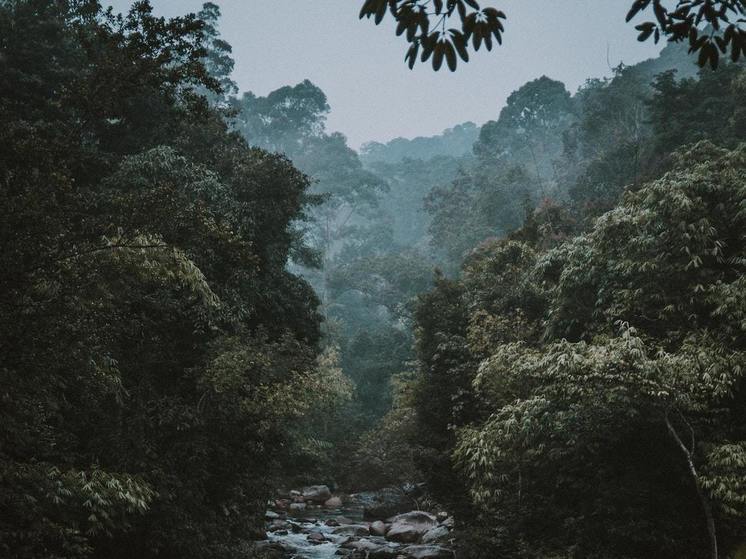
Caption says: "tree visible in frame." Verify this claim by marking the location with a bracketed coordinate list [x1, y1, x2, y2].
[474, 76, 574, 187]
[0, 3, 333, 557]
[195, 2, 238, 106]
[416, 142, 746, 558]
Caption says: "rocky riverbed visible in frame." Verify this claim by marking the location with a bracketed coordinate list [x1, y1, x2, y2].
[253, 485, 455, 559]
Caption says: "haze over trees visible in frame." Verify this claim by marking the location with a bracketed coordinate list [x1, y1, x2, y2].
[1, 1, 745, 559]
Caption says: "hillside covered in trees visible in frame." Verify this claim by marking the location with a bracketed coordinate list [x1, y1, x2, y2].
[1, 1, 746, 559]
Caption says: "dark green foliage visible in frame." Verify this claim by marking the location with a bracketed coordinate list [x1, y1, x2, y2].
[362, 0, 745, 71]
[566, 56, 745, 219]
[648, 63, 746, 159]
[0, 2, 334, 557]
[411, 144, 746, 557]
[360, 0, 505, 71]
[626, 0, 746, 69]
[5, 3, 746, 558]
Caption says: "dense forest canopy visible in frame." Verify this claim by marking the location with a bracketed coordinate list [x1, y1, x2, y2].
[1, 1, 746, 559]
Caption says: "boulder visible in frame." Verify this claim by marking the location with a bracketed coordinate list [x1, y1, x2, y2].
[400, 545, 455, 559]
[333, 524, 370, 537]
[302, 485, 332, 503]
[386, 511, 437, 543]
[264, 510, 279, 520]
[306, 532, 327, 544]
[288, 502, 306, 513]
[267, 519, 291, 532]
[345, 538, 400, 558]
[324, 495, 343, 508]
[370, 520, 387, 536]
[421, 525, 449, 544]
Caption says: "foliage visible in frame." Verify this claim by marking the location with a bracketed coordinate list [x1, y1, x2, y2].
[412, 143, 746, 558]
[360, 122, 479, 165]
[360, 0, 506, 71]
[474, 76, 574, 185]
[0, 2, 332, 557]
[625, 0, 746, 69]
[426, 162, 538, 268]
[361, 0, 745, 71]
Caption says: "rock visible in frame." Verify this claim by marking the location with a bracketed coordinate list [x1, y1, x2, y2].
[302, 485, 332, 503]
[385, 511, 437, 543]
[435, 512, 448, 523]
[344, 538, 400, 558]
[288, 502, 306, 513]
[274, 498, 290, 510]
[421, 525, 449, 544]
[370, 520, 387, 536]
[333, 524, 371, 537]
[307, 532, 327, 544]
[324, 495, 343, 508]
[337, 516, 354, 525]
[439, 516, 454, 529]
[267, 519, 291, 532]
[289, 489, 301, 498]
[400, 545, 455, 559]
[325, 518, 340, 526]
[264, 510, 279, 520]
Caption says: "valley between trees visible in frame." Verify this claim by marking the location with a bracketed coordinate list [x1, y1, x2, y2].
[2, 2, 746, 558]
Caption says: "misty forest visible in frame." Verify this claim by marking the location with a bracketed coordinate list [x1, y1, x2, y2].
[2, 1, 746, 558]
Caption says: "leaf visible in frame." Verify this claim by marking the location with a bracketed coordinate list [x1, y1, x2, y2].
[653, 0, 668, 27]
[635, 22, 656, 42]
[433, 41, 445, 71]
[444, 40, 458, 71]
[451, 29, 470, 61]
[405, 42, 420, 69]
[625, 0, 651, 22]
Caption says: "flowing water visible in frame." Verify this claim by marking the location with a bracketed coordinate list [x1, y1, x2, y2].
[263, 492, 453, 559]
[266, 498, 367, 558]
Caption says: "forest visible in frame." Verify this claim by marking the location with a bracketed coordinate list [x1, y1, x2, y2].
[1, 1, 745, 558]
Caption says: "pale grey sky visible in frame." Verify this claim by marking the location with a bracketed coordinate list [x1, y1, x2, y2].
[108, 1, 668, 148]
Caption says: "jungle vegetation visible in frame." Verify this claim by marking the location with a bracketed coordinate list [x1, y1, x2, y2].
[1, 1, 745, 558]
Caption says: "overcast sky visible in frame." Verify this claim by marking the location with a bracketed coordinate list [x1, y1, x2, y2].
[108, 1, 668, 148]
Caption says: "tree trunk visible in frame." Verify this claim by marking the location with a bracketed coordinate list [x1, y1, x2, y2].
[665, 413, 718, 559]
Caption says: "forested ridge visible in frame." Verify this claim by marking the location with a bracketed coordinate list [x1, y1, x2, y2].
[1, 1, 746, 558]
